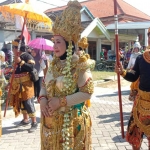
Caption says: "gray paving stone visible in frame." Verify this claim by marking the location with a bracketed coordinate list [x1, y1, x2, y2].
[0, 83, 149, 150]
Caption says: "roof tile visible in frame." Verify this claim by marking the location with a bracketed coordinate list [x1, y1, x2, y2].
[45, 0, 150, 20]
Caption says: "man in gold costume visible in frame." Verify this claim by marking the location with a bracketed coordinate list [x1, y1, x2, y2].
[115, 28, 150, 150]
[39, 1, 94, 149]
[9, 36, 37, 133]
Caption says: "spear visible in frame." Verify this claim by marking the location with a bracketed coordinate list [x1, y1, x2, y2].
[4, 13, 27, 117]
[114, 0, 125, 138]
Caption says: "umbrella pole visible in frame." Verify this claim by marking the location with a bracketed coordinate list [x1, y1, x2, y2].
[114, 0, 125, 138]
[4, 13, 28, 117]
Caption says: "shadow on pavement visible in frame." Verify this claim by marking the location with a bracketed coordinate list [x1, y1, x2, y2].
[97, 112, 131, 142]
[2, 117, 41, 135]
[97, 111, 130, 126]
[1, 103, 12, 111]
[2, 126, 29, 134]
[96, 90, 130, 98]
[13, 117, 41, 126]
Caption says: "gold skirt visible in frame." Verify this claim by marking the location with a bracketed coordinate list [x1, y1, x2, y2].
[133, 89, 150, 136]
[9, 73, 34, 117]
[41, 105, 91, 150]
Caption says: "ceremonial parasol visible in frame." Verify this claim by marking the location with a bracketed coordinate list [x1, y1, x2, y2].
[114, 0, 125, 138]
[28, 38, 54, 51]
[0, 0, 52, 117]
[0, 0, 52, 31]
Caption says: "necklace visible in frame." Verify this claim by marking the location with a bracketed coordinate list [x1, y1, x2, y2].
[51, 59, 66, 78]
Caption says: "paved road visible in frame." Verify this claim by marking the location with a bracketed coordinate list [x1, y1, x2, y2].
[0, 82, 148, 150]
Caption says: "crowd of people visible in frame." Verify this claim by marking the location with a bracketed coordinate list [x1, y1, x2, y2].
[100, 43, 146, 65]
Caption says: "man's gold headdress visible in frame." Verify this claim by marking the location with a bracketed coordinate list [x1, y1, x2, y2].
[78, 37, 89, 49]
[52, 0, 82, 43]
[12, 37, 20, 47]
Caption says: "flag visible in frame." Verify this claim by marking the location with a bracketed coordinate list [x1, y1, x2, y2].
[15, 15, 31, 44]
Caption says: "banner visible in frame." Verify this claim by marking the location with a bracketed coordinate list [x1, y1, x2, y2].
[15, 15, 31, 44]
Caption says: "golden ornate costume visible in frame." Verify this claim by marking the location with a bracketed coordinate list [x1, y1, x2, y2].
[40, 54, 93, 150]
[121, 46, 150, 148]
[9, 37, 35, 118]
[40, 1, 94, 149]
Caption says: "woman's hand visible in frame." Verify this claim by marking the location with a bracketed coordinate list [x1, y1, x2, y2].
[115, 62, 123, 75]
[47, 97, 60, 115]
[40, 98, 50, 117]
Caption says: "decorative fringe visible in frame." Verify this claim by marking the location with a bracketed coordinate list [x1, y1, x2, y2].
[0, 11, 52, 31]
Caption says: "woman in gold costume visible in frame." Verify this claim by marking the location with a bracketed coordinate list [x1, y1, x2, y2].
[39, 1, 94, 150]
[115, 28, 150, 150]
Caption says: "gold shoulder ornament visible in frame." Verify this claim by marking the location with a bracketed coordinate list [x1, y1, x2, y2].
[77, 37, 95, 71]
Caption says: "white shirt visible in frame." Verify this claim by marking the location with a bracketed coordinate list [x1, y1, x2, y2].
[127, 52, 141, 69]
[38, 59, 46, 77]
[48, 54, 53, 61]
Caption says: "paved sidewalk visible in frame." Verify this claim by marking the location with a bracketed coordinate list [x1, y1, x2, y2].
[0, 83, 148, 150]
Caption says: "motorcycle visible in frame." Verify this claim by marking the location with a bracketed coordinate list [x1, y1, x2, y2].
[96, 58, 115, 71]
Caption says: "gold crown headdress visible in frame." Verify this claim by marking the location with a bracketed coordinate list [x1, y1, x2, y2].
[52, 0, 82, 43]
[12, 41, 19, 47]
[50, 0, 83, 98]
[78, 37, 89, 49]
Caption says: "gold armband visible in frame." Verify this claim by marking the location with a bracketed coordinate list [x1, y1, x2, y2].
[28, 59, 35, 64]
[120, 70, 127, 77]
[79, 78, 94, 94]
[38, 95, 47, 103]
[20, 60, 25, 66]
[59, 97, 67, 107]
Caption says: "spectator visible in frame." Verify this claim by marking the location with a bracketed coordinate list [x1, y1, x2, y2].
[141, 46, 146, 53]
[100, 49, 104, 59]
[26, 46, 32, 55]
[103, 48, 108, 60]
[125, 48, 132, 62]
[41, 51, 49, 76]
[45, 50, 53, 62]
[31, 49, 46, 102]
[127, 44, 141, 70]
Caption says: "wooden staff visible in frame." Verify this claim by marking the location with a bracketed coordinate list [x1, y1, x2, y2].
[114, 0, 125, 138]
